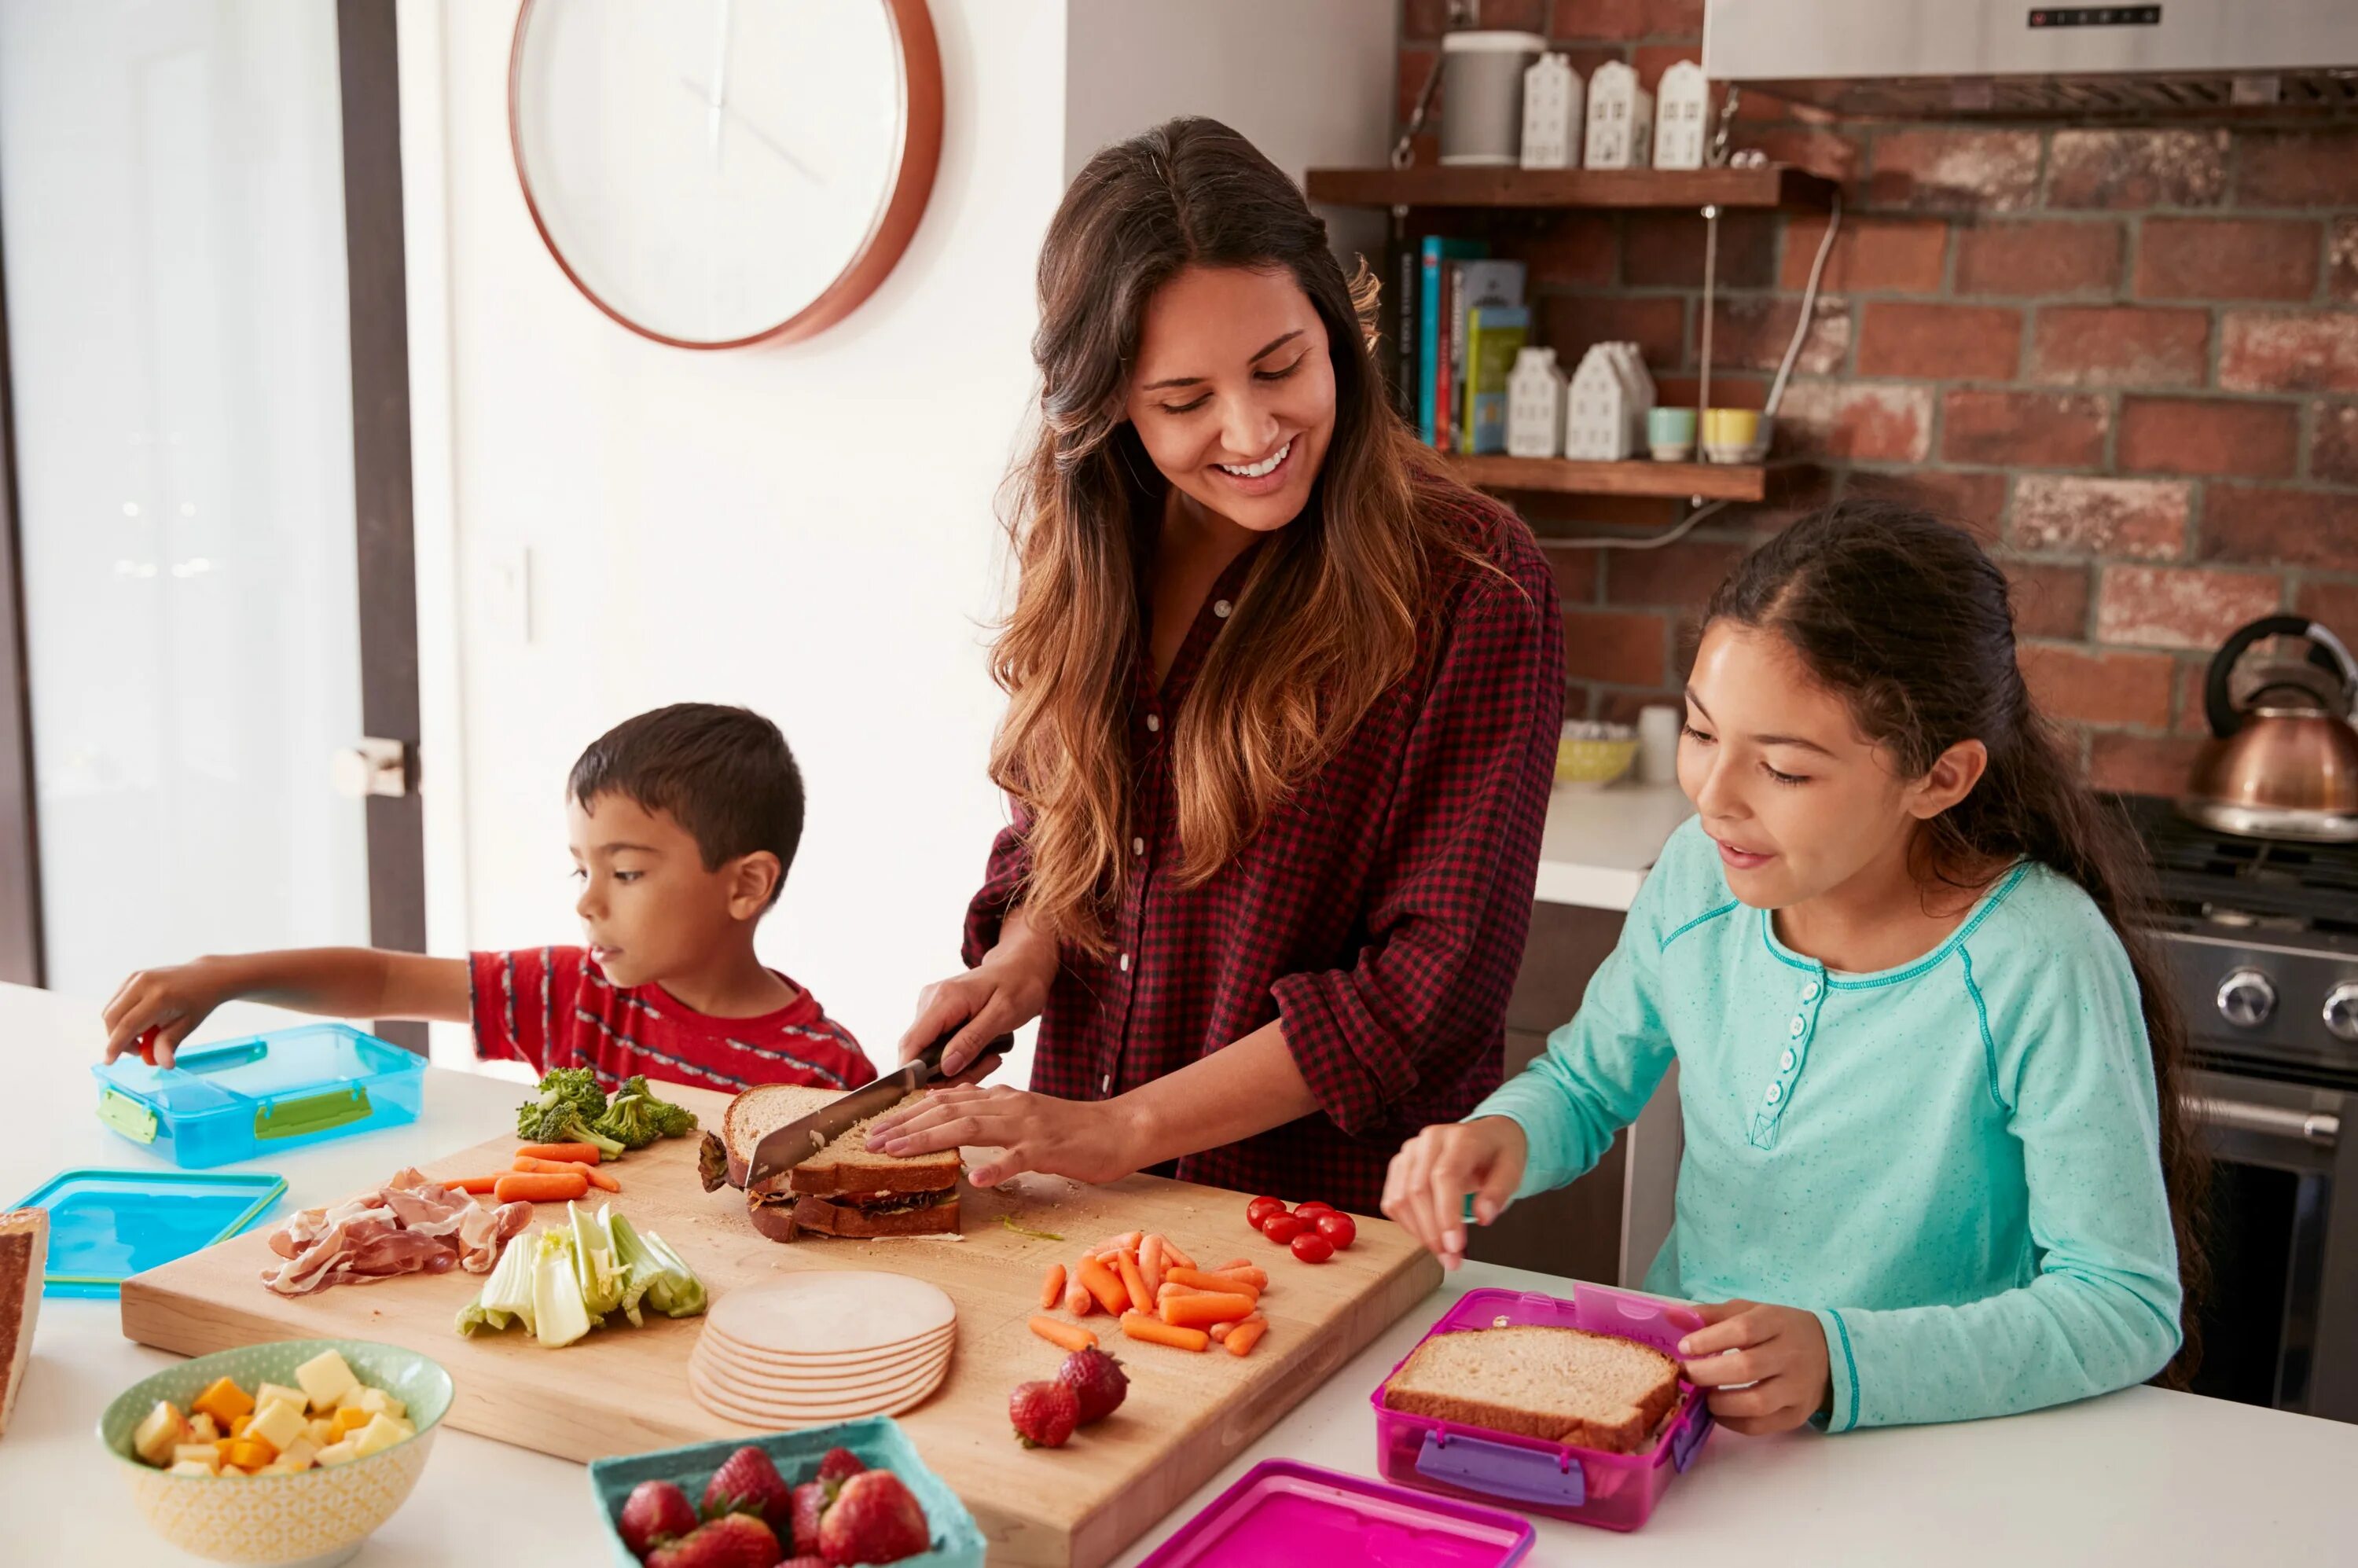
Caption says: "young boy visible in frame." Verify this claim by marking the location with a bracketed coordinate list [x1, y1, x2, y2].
[99, 703, 876, 1095]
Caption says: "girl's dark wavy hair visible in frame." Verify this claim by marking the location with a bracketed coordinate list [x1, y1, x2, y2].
[1706, 500, 2208, 1383]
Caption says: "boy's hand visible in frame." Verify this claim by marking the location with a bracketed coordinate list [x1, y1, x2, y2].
[1677, 1300, 1832, 1436]
[898, 910, 1058, 1080]
[102, 960, 234, 1067]
[1380, 1116, 1528, 1271]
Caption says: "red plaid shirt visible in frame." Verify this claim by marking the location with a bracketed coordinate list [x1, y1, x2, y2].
[964, 487, 1563, 1214]
[470, 946, 875, 1096]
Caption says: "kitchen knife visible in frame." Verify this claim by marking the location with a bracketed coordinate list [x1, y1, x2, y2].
[740, 1028, 1010, 1192]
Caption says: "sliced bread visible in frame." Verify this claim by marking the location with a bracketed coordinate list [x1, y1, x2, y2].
[722, 1084, 960, 1197]
[1380, 1324, 1681, 1456]
[0, 1207, 46, 1438]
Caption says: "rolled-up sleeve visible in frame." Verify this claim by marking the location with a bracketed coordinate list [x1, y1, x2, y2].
[1270, 559, 1563, 1136]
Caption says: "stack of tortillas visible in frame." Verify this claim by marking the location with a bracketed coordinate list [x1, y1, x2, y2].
[689, 1272, 957, 1427]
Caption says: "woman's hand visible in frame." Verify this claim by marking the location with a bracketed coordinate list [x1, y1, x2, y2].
[1380, 1116, 1529, 1270]
[898, 909, 1059, 1080]
[1677, 1301, 1831, 1436]
[101, 960, 234, 1066]
[862, 1084, 1142, 1188]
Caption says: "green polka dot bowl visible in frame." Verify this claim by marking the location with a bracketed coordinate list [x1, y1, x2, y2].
[97, 1338, 453, 1567]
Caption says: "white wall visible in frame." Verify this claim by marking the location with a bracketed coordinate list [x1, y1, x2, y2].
[414, 0, 1067, 1074]
[409, 1, 1394, 1080]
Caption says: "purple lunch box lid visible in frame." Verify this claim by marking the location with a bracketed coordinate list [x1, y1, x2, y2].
[1369, 1283, 1712, 1468]
[1137, 1458, 1537, 1567]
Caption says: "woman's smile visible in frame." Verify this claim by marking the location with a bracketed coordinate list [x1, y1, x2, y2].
[1211, 435, 1295, 494]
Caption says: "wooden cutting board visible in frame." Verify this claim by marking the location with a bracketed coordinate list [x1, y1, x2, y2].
[119, 1084, 1442, 1566]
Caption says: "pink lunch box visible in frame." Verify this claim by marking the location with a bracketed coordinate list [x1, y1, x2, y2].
[1368, 1283, 1714, 1532]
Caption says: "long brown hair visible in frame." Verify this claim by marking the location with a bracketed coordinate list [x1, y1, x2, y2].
[1706, 501, 2209, 1381]
[992, 116, 1474, 953]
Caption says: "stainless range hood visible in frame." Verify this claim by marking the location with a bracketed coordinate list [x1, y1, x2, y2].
[1702, 0, 2358, 118]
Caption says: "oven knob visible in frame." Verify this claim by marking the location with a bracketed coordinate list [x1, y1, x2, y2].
[2217, 968, 2276, 1029]
[2326, 983, 2358, 1045]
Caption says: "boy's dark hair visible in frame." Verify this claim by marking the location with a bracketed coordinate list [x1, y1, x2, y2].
[568, 704, 804, 909]
[1706, 500, 2209, 1385]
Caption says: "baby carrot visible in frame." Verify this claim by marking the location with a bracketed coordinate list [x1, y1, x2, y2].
[493, 1170, 589, 1204]
[1210, 1258, 1253, 1275]
[1159, 1238, 1198, 1272]
[1093, 1231, 1142, 1255]
[1040, 1263, 1067, 1312]
[1208, 1320, 1236, 1342]
[1065, 1271, 1098, 1316]
[1225, 1315, 1269, 1357]
[512, 1154, 620, 1192]
[1078, 1255, 1129, 1316]
[443, 1175, 500, 1195]
[1121, 1309, 1210, 1353]
[1030, 1314, 1098, 1353]
[1168, 1265, 1260, 1299]
[515, 1142, 602, 1166]
[1161, 1291, 1256, 1329]
[1115, 1250, 1152, 1315]
[1206, 1265, 1269, 1292]
[1139, 1234, 1167, 1299]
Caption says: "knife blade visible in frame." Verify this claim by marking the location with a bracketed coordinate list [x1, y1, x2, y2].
[740, 1028, 1009, 1192]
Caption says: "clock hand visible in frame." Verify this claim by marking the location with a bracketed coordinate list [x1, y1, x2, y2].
[704, 0, 732, 160]
[674, 75, 825, 186]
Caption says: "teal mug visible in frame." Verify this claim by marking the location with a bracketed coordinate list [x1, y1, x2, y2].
[1647, 406, 1697, 462]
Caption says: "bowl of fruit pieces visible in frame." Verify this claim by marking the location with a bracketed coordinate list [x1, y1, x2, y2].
[588, 1414, 986, 1568]
[97, 1338, 450, 1566]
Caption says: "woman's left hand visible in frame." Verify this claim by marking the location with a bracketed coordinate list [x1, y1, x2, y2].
[864, 1084, 1143, 1188]
[1676, 1300, 1831, 1436]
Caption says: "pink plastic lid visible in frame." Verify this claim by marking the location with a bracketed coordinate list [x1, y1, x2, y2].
[1138, 1459, 1536, 1566]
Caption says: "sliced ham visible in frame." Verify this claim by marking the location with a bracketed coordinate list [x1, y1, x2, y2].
[261, 1169, 534, 1296]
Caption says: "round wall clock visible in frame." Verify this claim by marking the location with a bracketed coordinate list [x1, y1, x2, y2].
[508, 0, 942, 350]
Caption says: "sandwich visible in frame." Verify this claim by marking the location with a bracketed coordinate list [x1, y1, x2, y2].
[704, 1084, 962, 1243]
[1379, 1324, 1683, 1455]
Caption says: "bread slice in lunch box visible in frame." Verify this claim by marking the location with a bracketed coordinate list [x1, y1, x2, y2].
[1379, 1324, 1682, 1455]
[718, 1083, 962, 1243]
[0, 1207, 47, 1438]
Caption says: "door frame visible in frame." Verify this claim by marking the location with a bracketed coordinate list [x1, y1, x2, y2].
[0, 0, 428, 1032]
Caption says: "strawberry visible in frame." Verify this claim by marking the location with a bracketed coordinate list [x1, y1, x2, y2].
[789, 1481, 828, 1557]
[819, 1470, 931, 1566]
[647, 1513, 780, 1568]
[1056, 1346, 1129, 1426]
[619, 1478, 700, 1559]
[1009, 1379, 1080, 1449]
[815, 1445, 866, 1488]
[701, 1445, 792, 1531]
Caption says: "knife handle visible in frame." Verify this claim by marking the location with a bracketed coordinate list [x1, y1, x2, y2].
[911, 1028, 1014, 1081]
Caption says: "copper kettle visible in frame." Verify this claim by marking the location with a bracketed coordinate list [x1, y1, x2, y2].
[2181, 615, 2358, 843]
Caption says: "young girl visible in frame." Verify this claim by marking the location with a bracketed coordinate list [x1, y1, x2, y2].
[1383, 502, 2205, 1436]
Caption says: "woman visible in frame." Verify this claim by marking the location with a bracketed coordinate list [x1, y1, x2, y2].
[866, 117, 1563, 1216]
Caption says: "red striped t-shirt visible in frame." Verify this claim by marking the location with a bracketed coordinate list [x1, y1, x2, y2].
[468, 946, 876, 1096]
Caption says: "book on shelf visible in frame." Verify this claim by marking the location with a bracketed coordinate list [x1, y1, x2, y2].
[1417, 235, 1485, 446]
[1460, 305, 1530, 456]
[1442, 259, 1526, 454]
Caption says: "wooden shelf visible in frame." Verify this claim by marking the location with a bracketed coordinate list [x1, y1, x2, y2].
[1305, 163, 1835, 211]
[1448, 454, 1768, 502]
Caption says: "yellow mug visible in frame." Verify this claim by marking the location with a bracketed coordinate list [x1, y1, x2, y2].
[1702, 408, 1760, 449]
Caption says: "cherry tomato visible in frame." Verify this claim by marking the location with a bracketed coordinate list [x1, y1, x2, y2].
[1245, 1195, 1288, 1229]
[1292, 1200, 1337, 1220]
[136, 1028, 160, 1067]
[1290, 1232, 1335, 1264]
[1261, 1212, 1306, 1244]
[1314, 1212, 1357, 1250]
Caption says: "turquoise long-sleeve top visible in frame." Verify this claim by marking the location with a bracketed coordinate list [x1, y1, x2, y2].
[1473, 817, 2182, 1432]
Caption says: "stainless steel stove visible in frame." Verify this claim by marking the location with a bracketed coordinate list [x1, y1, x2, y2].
[2123, 795, 2358, 1421]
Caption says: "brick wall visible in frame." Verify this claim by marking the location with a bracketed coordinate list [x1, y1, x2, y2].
[1398, 2, 2358, 790]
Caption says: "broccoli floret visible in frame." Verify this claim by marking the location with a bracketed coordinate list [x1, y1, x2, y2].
[590, 1075, 699, 1151]
[516, 1069, 626, 1158]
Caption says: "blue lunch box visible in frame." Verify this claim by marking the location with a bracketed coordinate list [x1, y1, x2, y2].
[90, 1023, 426, 1169]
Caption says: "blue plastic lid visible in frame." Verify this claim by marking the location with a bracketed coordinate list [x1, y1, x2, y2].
[11, 1167, 285, 1298]
[93, 1023, 419, 1118]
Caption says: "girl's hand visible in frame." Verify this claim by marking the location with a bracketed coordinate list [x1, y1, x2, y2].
[861, 1084, 1139, 1188]
[897, 913, 1058, 1080]
[1677, 1300, 1832, 1436]
[1379, 1116, 1528, 1270]
[101, 960, 233, 1067]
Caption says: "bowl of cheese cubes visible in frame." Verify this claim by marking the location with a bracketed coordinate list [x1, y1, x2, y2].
[97, 1339, 451, 1566]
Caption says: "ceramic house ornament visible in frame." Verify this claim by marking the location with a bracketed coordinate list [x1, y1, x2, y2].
[1519, 53, 1580, 171]
[1505, 347, 1566, 458]
[1603, 341, 1658, 450]
[1654, 61, 1710, 171]
[1564, 344, 1634, 461]
[1584, 60, 1654, 171]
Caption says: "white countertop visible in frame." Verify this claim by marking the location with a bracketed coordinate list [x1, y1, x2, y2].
[4, 980, 2356, 1564]
[1534, 779, 1695, 911]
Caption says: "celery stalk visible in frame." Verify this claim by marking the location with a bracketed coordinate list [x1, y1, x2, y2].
[531, 1230, 592, 1347]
